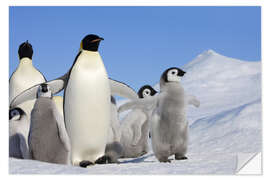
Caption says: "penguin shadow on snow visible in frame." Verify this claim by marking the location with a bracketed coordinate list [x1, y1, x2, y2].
[120, 153, 155, 164]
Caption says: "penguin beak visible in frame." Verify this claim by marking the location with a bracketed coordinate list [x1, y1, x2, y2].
[91, 38, 104, 43]
[178, 71, 186, 77]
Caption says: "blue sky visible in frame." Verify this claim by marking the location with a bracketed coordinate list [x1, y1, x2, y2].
[9, 6, 261, 93]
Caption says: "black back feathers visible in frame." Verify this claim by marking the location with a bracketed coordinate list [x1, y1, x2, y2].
[18, 41, 33, 60]
[81, 34, 104, 52]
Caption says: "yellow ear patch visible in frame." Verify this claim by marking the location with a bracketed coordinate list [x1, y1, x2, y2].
[80, 41, 83, 50]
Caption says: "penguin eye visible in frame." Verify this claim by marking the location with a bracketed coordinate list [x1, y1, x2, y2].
[172, 70, 177, 75]
[11, 110, 19, 117]
[143, 89, 151, 97]
[168, 69, 178, 76]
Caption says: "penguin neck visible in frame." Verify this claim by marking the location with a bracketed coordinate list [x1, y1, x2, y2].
[160, 82, 183, 92]
[82, 49, 99, 55]
[19, 57, 33, 66]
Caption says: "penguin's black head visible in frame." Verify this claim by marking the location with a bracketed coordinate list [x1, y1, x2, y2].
[18, 40, 33, 60]
[37, 83, 52, 98]
[9, 107, 24, 120]
[161, 67, 186, 83]
[40, 83, 48, 93]
[138, 85, 158, 98]
[81, 34, 104, 52]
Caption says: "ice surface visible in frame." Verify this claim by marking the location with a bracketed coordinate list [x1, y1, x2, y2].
[9, 50, 261, 174]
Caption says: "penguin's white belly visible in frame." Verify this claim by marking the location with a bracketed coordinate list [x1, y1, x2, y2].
[52, 96, 64, 117]
[9, 67, 45, 102]
[9, 66, 46, 116]
[65, 52, 110, 164]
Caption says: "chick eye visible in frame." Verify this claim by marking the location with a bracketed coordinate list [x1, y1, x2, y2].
[12, 111, 18, 117]
[143, 89, 151, 97]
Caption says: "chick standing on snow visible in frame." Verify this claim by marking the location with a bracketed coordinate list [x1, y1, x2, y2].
[119, 67, 200, 162]
[11, 83, 71, 164]
[118, 85, 157, 158]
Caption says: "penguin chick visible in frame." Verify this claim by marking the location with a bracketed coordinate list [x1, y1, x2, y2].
[119, 85, 157, 158]
[28, 83, 71, 164]
[9, 107, 31, 159]
[118, 67, 200, 162]
[151, 67, 189, 162]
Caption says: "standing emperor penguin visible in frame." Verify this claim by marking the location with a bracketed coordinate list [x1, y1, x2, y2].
[118, 85, 157, 158]
[9, 107, 31, 159]
[29, 83, 70, 164]
[104, 96, 123, 163]
[10, 34, 138, 167]
[9, 41, 46, 117]
[117, 67, 200, 162]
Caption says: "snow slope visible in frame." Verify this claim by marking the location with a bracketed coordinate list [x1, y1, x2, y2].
[9, 49, 261, 174]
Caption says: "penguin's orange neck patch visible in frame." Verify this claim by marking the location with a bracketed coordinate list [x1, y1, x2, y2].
[90, 39, 102, 43]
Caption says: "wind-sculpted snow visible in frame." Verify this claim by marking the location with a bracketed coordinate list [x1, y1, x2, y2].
[9, 50, 261, 174]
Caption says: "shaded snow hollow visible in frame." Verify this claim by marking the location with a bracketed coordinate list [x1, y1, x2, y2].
[9, 49, 261, 174]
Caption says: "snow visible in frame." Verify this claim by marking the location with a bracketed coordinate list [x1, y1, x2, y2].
[9, 49, 261, 174]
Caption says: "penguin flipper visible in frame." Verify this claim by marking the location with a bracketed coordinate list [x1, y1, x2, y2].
[131, 117, 145, 146]
[118, 96, 158, 113]
[109, 79, 138, 100]
[10, 74, 68, 108]
[9, 84, 40, 108]
[186, 95, 200, 108]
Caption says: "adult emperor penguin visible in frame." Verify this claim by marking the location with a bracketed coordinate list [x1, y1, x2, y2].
[28, 83, 70, 164]
[118, 67, 200, 162]
[9, 41, 46, 122]
[9, 107, 31, 159]
[118, 85, 157, 158]
[10, 34, 138, 167]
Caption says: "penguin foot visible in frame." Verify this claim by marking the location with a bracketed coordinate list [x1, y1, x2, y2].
[139, 151, 147, 156]
[95, 155, 111, 164]
[79, 160, 94, 168]
[175, 156, 188, 160]
[158, 158, 171, 163]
